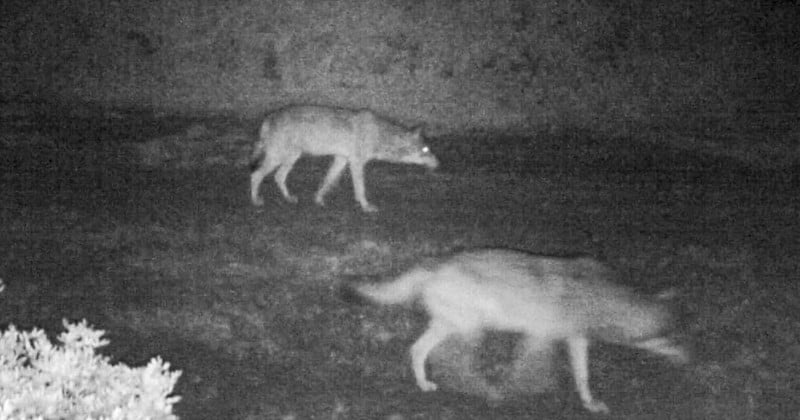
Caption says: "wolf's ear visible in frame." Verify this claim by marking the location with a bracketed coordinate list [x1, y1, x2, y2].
[412, 125, 424, 138]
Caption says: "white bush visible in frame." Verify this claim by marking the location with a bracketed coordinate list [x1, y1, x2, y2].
[0, 319, 181, 420]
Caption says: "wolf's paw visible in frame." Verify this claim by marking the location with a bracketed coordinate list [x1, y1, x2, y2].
[417, 379, 438, 392]
[361, 203, 378, 213]
[313, 195, 326, 207]
[285, 194, 298, 204]
[636, 337, 690, 364]
[252, 196, 265, 206]
[582, 399, 609, 414]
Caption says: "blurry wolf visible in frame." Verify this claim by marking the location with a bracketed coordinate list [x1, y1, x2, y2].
[249, 105, 439, 213]
[345, 249, 688, 413]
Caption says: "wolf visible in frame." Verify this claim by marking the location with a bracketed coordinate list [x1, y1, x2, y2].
[249, 105, 439, 213]
[345, 249, 688, 413]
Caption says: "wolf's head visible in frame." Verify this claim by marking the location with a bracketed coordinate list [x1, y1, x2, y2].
[381, 126, 440, 169]
[593, 292, 689, 363]
[589, 288, 689, 364]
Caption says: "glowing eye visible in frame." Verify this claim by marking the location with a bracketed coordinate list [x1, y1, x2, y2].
[421, 146, 430, 153]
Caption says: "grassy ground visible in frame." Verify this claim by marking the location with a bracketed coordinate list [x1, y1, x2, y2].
[1, 109, 799, 419]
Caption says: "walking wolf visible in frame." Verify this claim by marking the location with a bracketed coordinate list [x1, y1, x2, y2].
[347, 249, 688, 413]
[250, 105, 439, 212]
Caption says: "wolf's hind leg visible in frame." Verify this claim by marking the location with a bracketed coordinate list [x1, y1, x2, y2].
[410, 320, 451, 392]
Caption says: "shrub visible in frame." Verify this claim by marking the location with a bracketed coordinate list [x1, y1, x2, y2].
[0, 319, 181, 420]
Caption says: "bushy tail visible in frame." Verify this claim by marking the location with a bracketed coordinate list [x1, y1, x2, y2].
[344, 268, 430, 306]
[248, 140, 267, 172]
[248, 122, 271, 172]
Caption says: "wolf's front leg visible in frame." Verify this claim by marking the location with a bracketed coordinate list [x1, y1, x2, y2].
[348, 161, 377, 212]
[566, 336, 609, 413]
[314, 156, 348, 207]
[274, 155, 301, 204]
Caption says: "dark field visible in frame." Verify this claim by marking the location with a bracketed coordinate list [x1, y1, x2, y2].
[1, 109, 799, 419]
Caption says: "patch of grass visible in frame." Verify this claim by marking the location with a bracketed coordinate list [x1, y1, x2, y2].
[2, 118, 799, 418]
